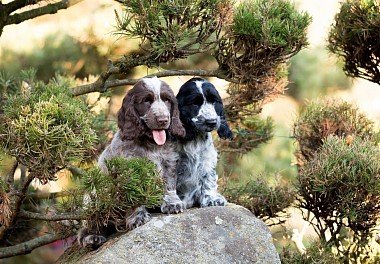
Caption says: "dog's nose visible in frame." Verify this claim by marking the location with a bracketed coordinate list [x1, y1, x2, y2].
[205, 119, 217, 127]
[157, 116, 169, 126]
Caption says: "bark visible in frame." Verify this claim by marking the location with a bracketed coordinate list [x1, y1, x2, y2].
[0, 233, 74, 259]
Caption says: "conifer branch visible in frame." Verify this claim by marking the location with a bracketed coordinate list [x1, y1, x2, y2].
[5, 0, 41, 13]
[6, 161, 18, 185]
[19, 210, 85, 220]
[0, 233, 74, 259]
[6, 0, 83, 26]
[71, 69, 236, 96]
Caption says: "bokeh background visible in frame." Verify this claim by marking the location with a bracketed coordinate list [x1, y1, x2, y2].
[0, 0, 379, 263]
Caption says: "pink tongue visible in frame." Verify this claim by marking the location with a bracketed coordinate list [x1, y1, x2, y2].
[152, 130, 166, 145]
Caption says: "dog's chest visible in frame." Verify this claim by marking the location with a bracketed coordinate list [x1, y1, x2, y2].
[178, 133, 217, 177]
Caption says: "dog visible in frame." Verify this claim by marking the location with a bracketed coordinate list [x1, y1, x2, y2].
[175, 77, 233, 209]
[78, 77, 185, 247]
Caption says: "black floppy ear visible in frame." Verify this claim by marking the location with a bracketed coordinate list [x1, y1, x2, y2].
[215, 101, 233, 140]
[118, 93, 145, 141]
[218, 117, 233, 140]
[169, 98, 186, 138]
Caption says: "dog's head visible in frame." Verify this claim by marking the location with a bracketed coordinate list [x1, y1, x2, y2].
[118, 77, 185, 145]
[176, 77, 233, 141]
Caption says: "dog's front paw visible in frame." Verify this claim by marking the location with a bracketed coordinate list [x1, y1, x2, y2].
[201, 193, 227, 207]
[161, 192, 184, 214]
[126, 206, 151, 230]
[77, 231, 106, 249]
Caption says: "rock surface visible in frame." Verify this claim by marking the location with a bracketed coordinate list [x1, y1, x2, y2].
[60, 204, 280, 264]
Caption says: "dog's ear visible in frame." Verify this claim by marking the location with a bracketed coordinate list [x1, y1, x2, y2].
[118, 93, 145, 141]
[169, 98, 186, 138]
[215, 101, 233, 140]
[217, 117, 233, 140]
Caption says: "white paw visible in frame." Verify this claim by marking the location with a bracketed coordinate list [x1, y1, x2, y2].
[161, 192, 184, 214]
[200, 193, 227, 207]
[78, 234, 106, 248]
[126, 208, 151, 230]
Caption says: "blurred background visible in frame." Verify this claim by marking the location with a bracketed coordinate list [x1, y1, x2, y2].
[0, 0, 379, 263]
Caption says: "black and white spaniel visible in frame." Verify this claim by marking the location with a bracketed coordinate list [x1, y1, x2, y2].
[176, 77, 233, 209]
[78, 77, 185, 247]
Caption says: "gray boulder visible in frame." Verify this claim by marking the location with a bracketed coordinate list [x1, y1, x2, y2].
[60, 204, 280, 264]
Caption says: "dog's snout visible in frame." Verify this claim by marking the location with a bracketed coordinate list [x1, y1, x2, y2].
[205, 119, 217, 127]
[157, 115, 169, 126]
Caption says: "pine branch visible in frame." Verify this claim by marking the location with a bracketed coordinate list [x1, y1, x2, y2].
[4, 0, 41, 13]
[6, 160, 18, 185]
[6, 0, 83, 26]
[19, 210, 85, 220]
[0, 232, 74, 259]
[71, 69, 236, 96]
[0, 173, 35, 239]
[26, 191, 71, 200]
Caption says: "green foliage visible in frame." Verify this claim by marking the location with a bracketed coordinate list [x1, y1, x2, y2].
[219, 115, 274, 154]
[116, 0, 230, 62]
[328, 0, 380, 84]
[79, 157, 164, 232]
[280, 242, 340, 264]
[0, 33, 109, 82]
[224, 173, 294, 223]
[0, 70, 97, 183]
[217, 0, 311, 83]
[294, 99, 378, 161]
[0, 176, 7, 193]
[287, 47, 351, 100]
[232, 0, 311, 49]
[297, 135, 380, 261]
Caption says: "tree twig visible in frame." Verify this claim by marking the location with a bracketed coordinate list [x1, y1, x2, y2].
[6, 0, 83, 26]
[26, 191, 71, 200]
[19, 210, 85, 221]
[6, 160, 18, 185]
[0, 232, 74, 259]
[0, 173, 35, 239]
[4, 0, 41, 13]
[71, 69, 236, 96]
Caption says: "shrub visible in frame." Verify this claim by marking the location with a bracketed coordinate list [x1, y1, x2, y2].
[224, 173, 294, 224]
[297, 135, 380, 261]
[328, 0, 380, 84]
[0, 70, 97, 183]
[218, 115, 274, 154]
[217, 0, 311, 82]
[293, 100, 378, 162]
[115, 0, 231, 63]
[280, 242, 340, 264]
[76, 157, 164, 232]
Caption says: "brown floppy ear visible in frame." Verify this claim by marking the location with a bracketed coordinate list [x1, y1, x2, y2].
[169, 99, 186, 138]
[118, 93, 145, 141]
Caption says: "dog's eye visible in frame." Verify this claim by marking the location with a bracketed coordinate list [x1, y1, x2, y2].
[192, 96, 203, 106]
[143, 97, 153, 104]
[162, 97, 170, 103]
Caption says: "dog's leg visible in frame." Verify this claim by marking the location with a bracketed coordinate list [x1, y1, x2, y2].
[161, 159, 184, 214]
[161, 190, 185, 213]
[77, 220, 107, 249]
[199, 170, 227, 207]
[125, 206, 151, 230]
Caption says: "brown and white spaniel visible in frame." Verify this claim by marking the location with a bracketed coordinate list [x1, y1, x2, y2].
[78, 77, 185, 248]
